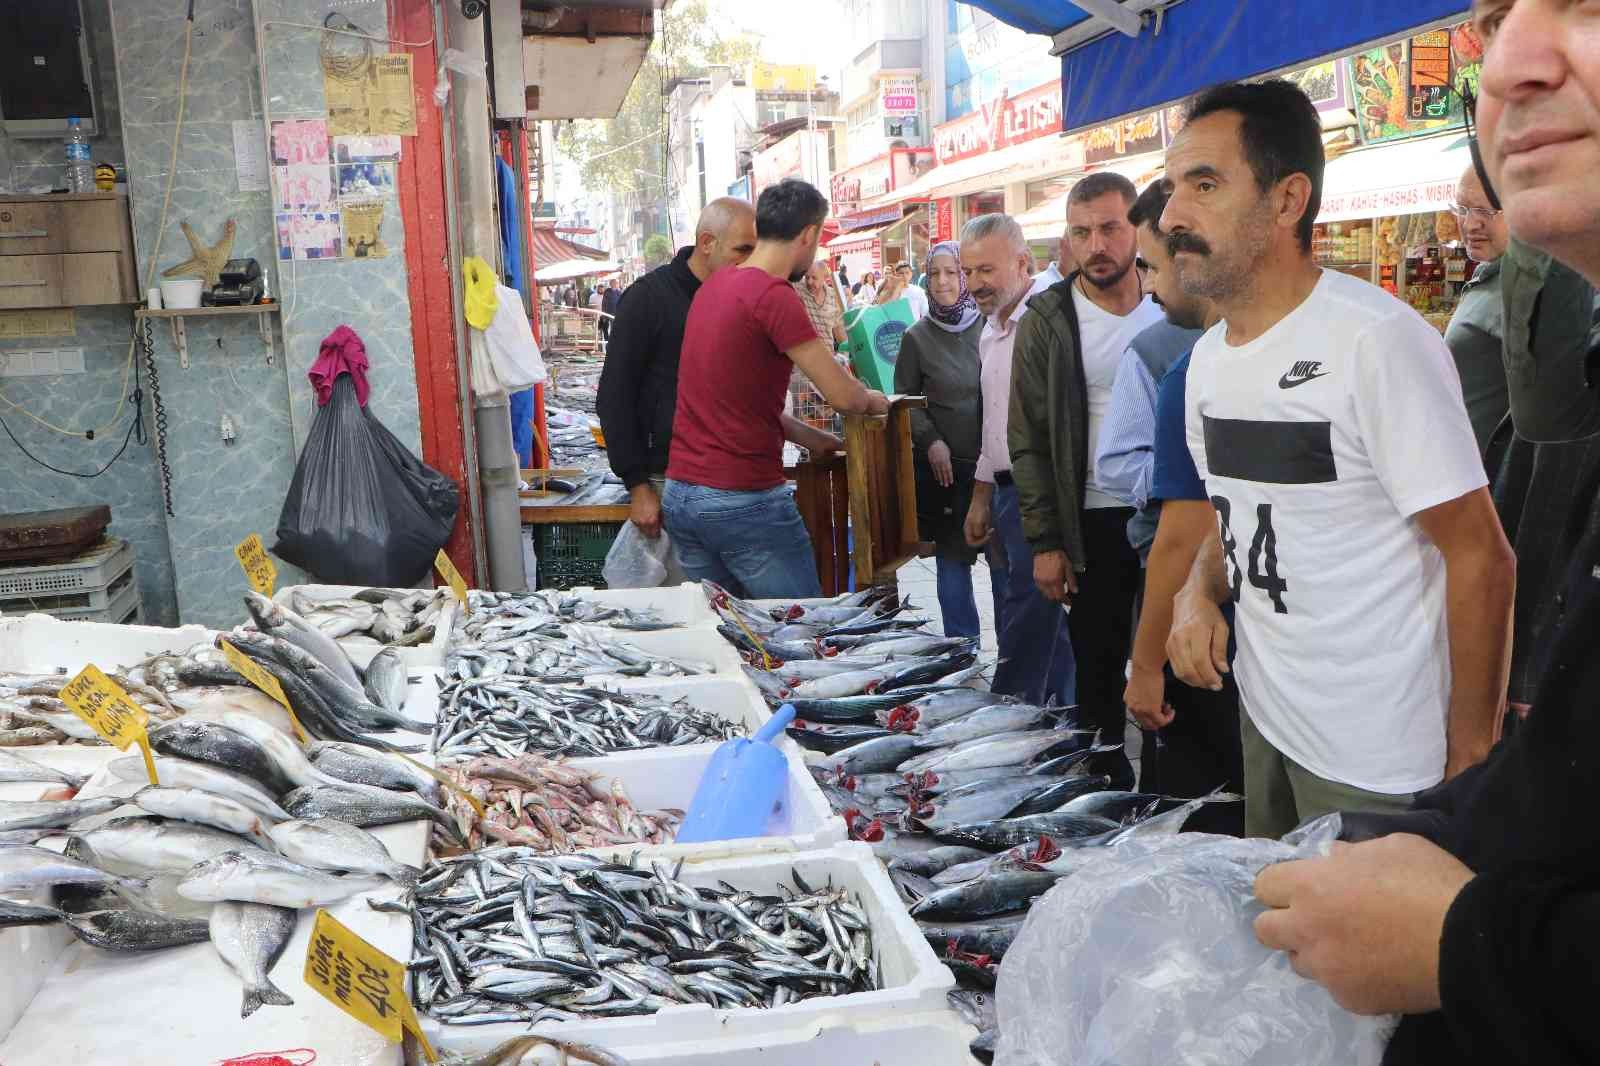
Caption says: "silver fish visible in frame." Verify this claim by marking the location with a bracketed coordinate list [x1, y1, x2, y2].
[108, 756, 291, 821]
[132, 786, 276, 847]
[307, 741, 441, 801]
[282, 785, 464, 844]
[178, 849, 386, 908]
[243, 591, 362, 690]
[0, 796, 120, 834]
[0, 845, 143, 893]
[73, 816, 270, 876]
[268, 817, 420, 886]
[913, 704, 1060, 749]
[363, 647, 409, 715]
[210, 901, 297, 1017]
[62, 908, 212, 951]
[0, 749, 89, 789]
[898, 728, 1087, 774]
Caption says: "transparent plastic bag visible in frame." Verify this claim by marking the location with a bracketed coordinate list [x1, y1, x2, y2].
[602, 524, 684, 589]
[995, 815, 1398, 1066]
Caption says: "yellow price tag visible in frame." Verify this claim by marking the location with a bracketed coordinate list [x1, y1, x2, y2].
[235, 533, 278, 597]
[304, 909, 436, 1061]
[219, 640, 309, 743]
[433, 549, 468, 605]
[58, 664, 160, 786]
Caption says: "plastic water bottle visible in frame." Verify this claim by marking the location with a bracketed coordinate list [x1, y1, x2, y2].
[64, 118, 93, 193]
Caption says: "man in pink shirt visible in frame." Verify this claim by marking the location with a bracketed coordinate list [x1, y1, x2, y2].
[961, 214, 1075, 704]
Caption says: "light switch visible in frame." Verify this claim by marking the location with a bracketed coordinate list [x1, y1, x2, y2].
[29, 350, 57, 374]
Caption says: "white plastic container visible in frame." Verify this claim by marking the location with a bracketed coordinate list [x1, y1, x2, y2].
[563, 742, 843, 862]
[272, 582, 458, 671]
[423, 842, 954, 1059]
[572, 622, 744, 680]
[0, 612, 211, 674]
[562, 582, 718, 628]
[156, 277, 203, 309]
[605, 1010, 985, 1065]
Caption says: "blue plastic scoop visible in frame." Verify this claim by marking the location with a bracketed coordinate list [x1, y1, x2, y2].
[675, 704, 797, 844]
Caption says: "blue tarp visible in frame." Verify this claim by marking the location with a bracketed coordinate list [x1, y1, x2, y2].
[963, 0, 1469, 133]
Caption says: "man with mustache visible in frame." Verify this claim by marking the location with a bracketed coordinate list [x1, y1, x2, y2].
[1244, 4, 1600, 1061]
[961, 213, 1076, 707]
[1161, 80, 1515, 838]
[1007, 172, 1165, 786]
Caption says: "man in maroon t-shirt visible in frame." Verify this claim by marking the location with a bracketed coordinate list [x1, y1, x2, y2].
[663, 179, 889, 598]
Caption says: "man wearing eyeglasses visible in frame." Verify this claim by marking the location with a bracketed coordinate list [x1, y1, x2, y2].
[1444, 167, 1511, 455]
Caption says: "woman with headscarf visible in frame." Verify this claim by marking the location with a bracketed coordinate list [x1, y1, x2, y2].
[893, 241, 989, 639]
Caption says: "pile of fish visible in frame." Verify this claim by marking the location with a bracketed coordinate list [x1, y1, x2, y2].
[397, 850, 880, 1028]
[435, 680, 741, 761]
[522, 472, 629, 508]
[1, 668, 187, 746]
[449, 598, 709, 685]
[433, 753, 682, 853]
[281, 586, 454, 649]
[0, 708, 454, 1018]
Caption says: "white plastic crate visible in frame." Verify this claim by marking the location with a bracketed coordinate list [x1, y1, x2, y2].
[0, 538, 133, 601]
[272, 582, 458, 671]
[599, 1010, 985, 1066]
[36, 581, 142, 626]
[565, 741, 843, 862]
[0, 760, 427, 1064]
[572, 622, 744, 680]
[561, 582, 718, 628]
[423, 842, 954, 1059]
[0, 612, 211, 674]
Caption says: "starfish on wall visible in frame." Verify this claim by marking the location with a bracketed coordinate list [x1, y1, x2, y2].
[162, 219, 237, 289]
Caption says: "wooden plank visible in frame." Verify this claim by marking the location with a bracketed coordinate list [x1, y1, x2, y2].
[133, 306, 279, 318]
[843, 415, 876, 586]
[829, 458, 851, 594]
[892, 406, 922, 558]
[520, 504, 631, 524]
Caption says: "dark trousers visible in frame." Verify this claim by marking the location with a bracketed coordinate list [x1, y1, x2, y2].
[985, 484, 1075, 706]
[1066, 507, 1142, 748]
[1143, 667, 1245, 835]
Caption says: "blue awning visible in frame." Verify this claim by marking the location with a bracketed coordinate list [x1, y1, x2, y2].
[966, 0, 1470, 133]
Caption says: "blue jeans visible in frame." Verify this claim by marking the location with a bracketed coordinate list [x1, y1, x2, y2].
[935, 554, 983, 639]
[661, 481, 822, 600]
[986, 483, 1075, 706]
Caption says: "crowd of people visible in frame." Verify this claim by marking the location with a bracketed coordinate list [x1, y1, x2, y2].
[596, 0, 1600, 1054]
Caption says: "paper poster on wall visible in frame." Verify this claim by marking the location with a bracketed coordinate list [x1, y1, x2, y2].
[275, 164, 334, 211]
[325, 54, 417, 137]
[342, 200, 388, 260]
[333, 135, 401, 164]
[335, 162, 395, 199]
[270, 119, 330, 165]
[275, 211, 342, 261]
[232, 120, 269, 192]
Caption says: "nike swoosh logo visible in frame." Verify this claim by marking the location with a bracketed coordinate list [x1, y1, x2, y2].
[1278, 371, 1331, 389]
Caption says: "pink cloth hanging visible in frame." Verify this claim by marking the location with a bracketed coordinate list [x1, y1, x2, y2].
[307, 325, 371, 407]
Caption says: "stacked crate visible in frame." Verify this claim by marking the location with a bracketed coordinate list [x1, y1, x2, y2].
[0, 538, 140, 623]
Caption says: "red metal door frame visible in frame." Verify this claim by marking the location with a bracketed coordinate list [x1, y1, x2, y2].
[391, 0, 476, 580]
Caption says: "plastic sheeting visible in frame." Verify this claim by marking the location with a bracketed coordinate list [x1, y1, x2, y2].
[995, 815, 1398, 1066]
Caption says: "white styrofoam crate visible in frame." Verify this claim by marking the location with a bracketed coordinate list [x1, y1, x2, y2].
[423, 842, 954, 1058]
[599, 674, 776, 749]
[562, 582, 718, 628]
[273, 583, 459, 671]
[0, 753, 429, 1065]
[571, 622, 744, 680]
[0, 613, 212, 674]
[596, 1010, 985, 1066]
[566, 741, 843, 862]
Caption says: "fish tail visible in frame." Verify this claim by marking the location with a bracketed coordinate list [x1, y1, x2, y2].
[242, 979, 295, 1017]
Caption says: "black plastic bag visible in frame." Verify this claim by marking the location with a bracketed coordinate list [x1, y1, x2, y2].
[273, 375, 459, 586]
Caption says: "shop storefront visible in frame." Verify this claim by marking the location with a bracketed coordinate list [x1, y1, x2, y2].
[827, 147, 936, 278]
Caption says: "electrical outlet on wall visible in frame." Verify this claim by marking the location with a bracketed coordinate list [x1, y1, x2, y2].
[0, 348, 85, 376]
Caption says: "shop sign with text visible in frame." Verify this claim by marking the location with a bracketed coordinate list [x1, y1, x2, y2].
[881, 75, 919, 116]
[832, 156, 894, 211]
[1083, 111, 1166, 165]
[933, 81, 1062, 165]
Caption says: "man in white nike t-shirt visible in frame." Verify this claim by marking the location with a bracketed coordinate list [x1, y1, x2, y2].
[1160, 80, 1517, 839]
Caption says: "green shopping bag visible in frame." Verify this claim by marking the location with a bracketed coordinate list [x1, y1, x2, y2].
[843, 298, 916, 393]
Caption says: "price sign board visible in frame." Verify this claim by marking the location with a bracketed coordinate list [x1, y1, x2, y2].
[58, 664, 159, 785]
[433, 549, 468, 605]
[235, 534, 278, 597]
[304, 909, 435, 1060]
[219, 639, 308, 742]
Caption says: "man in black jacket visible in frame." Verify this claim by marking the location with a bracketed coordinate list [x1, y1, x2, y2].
[596, 198, 756, 538]
[1250, 3, 1600, 1062]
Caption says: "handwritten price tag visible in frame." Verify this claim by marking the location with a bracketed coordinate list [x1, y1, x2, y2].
[235, 534, 277, 597]
[433, 550, 468, 605]
[219, 639, 308, 742]
[58, 664, 160, 785]
[304, 909, 436, 1061]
